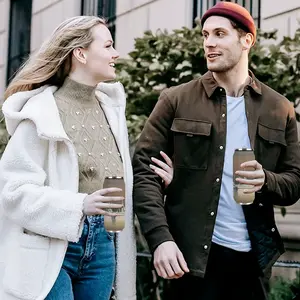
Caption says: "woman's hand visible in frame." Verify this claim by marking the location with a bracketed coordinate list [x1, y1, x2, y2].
[150, 151, 174, 188]
[83, 188, 124, 216]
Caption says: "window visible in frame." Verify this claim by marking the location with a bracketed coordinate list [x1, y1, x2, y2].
[98, 0, 116, 43]
[81, 0, 117, 43]
[193, 0, 261, 28]
[6, 0, 32, 84]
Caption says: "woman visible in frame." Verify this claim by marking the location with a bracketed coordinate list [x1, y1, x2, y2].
[0, 16, 170, 300]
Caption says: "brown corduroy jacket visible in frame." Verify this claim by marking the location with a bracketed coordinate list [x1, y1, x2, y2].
[132, 71, 300, 278]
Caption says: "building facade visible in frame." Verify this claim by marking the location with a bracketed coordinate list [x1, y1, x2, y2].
[0, 0, 299, 278]
[1, 0, 299, 96]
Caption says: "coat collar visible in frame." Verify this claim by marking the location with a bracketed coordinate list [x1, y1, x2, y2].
[2, 85, 65, 140]
[3, 81, 127, 141]
[201, 70, 262, 98]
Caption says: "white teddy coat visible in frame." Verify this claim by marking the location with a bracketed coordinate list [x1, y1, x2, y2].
[0, 82, 136, 300]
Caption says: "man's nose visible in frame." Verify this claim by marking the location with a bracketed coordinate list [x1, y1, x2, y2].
[204, 36, 217, 48]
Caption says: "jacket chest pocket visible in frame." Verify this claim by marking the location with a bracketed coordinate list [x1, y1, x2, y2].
[171, 118, 212, 170]
[256, 123, 286, 171]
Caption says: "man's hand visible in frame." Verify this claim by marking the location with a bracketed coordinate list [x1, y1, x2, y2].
[235, 160, 265, 193]
[153, 241, 189, 279]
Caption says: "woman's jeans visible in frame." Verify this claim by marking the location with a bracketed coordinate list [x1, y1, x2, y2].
[46, 216, 115, 300]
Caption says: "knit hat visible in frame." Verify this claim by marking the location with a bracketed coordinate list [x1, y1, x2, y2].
[201, 2, 256, 44]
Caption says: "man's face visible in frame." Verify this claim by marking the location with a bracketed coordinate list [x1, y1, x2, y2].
[202, 16, 244, 73]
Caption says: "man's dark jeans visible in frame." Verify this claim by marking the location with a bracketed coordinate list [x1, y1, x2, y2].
[167, 242, 267, 300]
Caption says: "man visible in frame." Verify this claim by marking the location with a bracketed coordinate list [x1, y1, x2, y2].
[132, 2, 300, 300]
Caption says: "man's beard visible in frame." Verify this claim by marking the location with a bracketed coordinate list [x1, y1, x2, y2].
[207, 48, 242, 73]
[207, 58, 237, 73]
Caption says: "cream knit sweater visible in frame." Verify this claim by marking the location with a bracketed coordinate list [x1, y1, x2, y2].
[54, 77, 124, 194]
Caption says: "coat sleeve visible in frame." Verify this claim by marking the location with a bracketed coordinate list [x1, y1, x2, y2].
[0, 119, 86, 242]
[263, 102, 300, 206]
[132, 91, 176, 252]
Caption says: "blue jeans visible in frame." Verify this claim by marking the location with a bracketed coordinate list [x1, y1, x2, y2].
[46, 216, 115, 300]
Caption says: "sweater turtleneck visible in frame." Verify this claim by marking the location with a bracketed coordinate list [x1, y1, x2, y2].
[54, 77, 124, 194]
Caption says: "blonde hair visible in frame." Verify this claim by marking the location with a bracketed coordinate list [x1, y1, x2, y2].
[4, 16, 106, 100]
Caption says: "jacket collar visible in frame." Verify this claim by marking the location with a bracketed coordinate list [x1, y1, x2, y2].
[201, 70, 262, 98]
[3, 81, 127, 141]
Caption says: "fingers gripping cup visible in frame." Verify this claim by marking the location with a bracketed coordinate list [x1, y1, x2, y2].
[233, 148, 255, 205]
[103, 176, 125, 232]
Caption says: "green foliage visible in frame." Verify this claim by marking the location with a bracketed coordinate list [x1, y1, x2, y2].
[269, 277, 294, 300]
[249, 30, 300, 109]
[269, 271, 300, 300]
[116, 26, 205, 144]
[116, 27, 300, 145]
[0, 113, 9, 157]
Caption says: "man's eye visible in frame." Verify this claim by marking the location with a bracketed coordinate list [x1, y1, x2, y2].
[217, 32, 224, 37]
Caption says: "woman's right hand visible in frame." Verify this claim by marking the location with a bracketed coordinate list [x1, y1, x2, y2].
[83, 188, 124, 216]
[150, 151, 174, 188]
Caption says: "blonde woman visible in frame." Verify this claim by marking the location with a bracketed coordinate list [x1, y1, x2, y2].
[0, 16, 170, 300]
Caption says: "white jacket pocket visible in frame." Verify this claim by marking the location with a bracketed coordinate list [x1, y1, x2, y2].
[3, 230, 50, 300]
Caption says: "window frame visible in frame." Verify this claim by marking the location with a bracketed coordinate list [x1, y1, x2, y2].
[193, 0, 261, 28]
[6, 0, 32, 84]
[81, 0, 116, 43]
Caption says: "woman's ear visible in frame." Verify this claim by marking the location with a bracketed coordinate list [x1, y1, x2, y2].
[72, 48, 87, 64]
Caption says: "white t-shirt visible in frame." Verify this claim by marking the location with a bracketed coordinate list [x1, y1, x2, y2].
[212, 95, 251, 252]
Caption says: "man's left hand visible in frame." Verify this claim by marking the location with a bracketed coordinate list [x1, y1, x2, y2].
[235, 160, 265, 193]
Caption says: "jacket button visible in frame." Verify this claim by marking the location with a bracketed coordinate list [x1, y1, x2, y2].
[271, 228, 275, 232]
[210, 212, 214, 216]
[259, 203, 263, 207]
[219, 146, 223, 150]
[204, 245, 208, 250]
[222, 113, 225, 118]
[216, 178, 220, 182]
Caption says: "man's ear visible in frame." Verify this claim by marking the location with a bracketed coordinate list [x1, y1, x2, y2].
[72, 48, 87, 64]
[241, 33, 253, 51]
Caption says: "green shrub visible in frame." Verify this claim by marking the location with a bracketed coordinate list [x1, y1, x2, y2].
[116, 27, 300, 145]
[269, 271, 300, 300]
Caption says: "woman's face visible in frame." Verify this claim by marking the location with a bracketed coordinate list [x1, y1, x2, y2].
[79, 24, 119, 83]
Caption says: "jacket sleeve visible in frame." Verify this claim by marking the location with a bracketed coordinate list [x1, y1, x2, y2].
[132, 91, 176, 253]
[263, 103, 300, 206]
[0, 119, 86, 242]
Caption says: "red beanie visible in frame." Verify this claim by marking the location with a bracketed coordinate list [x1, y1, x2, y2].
[201, 2, 256, 44]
